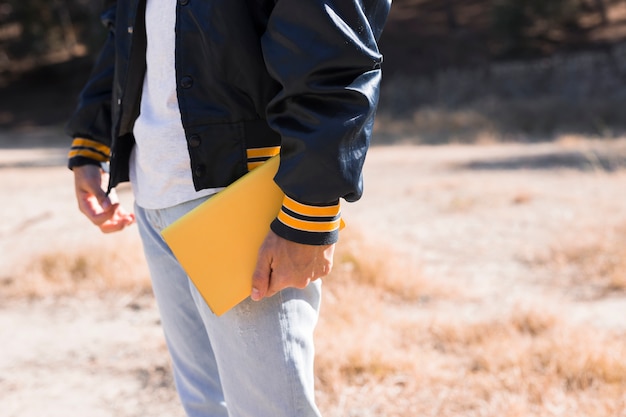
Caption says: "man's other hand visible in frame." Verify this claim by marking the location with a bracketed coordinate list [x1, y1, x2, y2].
[251, 231, 334, 301]
[73, 164, 135, 233]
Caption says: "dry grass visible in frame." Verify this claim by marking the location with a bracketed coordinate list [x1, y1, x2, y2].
[1, 238, 151, 299]
[333, 228, 443, 302]
[315, 233, 626, 416]
[534, 222, 626, 297]
[317, 302, 626, 415]
[3, 226, 626, 416]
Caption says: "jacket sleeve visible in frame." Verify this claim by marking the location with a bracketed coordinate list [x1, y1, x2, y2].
[65, 2, 117, 169]
[262, 0, 391, 245]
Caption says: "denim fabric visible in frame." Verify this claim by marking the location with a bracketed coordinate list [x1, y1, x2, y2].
[134, 197, 322, 417]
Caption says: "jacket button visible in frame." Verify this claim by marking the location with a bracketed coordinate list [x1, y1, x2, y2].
[188, 135, 201, 147]
[180, 76, 193, 89]
[194, 164, 206, 178]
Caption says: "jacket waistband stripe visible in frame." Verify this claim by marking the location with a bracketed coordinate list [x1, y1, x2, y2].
[246, 146, 280, 159]
[247, 161, 265, 171]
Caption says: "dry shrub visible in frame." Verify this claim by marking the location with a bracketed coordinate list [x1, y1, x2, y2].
[509, 305, 559, 336]
[315, 229, 440, 405]
[334, 228, 444, 302]
[430, 307, 626, 388]
[3, 237, 151, 299]
[377, 47, 626, 145]
[511, 189, 534, 205]
[315, 282, 408, 386]
[316, 292, 626, 417]
[539, 222, 626, 295]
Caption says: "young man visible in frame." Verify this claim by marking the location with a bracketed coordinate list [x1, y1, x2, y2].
[67, 1, 390, 416]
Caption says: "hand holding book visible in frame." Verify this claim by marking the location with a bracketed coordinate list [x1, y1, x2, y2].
[251, 230, 335, 301]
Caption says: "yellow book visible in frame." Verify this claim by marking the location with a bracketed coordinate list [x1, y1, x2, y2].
[161, 156, 284, 316]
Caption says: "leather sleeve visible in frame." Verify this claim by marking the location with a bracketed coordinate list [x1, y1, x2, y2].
[262, 0, 391, 245]
[65, 3, 117, 169]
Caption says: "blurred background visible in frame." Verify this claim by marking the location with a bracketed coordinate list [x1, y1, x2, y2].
[1, 0, 626, 139]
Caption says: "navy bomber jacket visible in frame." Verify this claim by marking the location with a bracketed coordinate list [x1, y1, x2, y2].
[66, 0, 390, 245]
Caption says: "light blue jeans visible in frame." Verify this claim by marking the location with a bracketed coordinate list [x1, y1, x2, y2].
[134, 197, 322, 417]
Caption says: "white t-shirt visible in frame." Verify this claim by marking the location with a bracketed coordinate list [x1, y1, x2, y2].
[130, 0, 220, 209]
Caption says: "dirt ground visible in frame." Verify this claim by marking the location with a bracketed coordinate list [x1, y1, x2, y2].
[1, 127, 626, 416]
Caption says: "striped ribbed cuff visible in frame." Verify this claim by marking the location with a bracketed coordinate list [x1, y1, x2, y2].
[68, 137, 110, 168]
[270, 195, 342, 245]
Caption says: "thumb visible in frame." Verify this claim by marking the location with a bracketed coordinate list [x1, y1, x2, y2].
[251, 249, 271, 301]
[74, 165, 113, 215]
[80, 179, 113, 215]
[93, 186, 113, 211]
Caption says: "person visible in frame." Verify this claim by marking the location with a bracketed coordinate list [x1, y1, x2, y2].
[66, 0, 390, 416]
